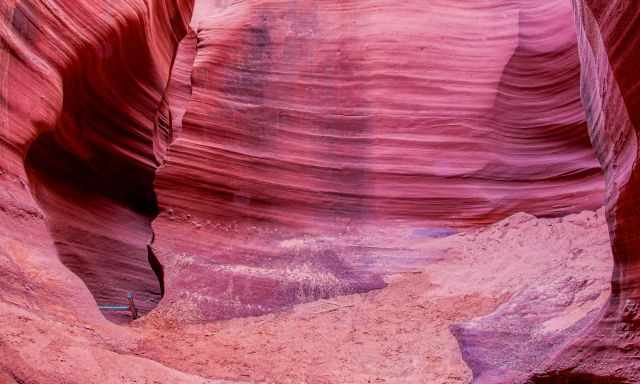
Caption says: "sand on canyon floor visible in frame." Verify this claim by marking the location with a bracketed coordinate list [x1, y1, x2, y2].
[0, 209, 612, 384]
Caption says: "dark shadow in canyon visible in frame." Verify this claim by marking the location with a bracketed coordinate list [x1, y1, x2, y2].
[24, 132, 163, 323]
[529, 372, 630, 384]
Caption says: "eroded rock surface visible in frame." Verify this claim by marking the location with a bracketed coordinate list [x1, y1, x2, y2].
[149, 0, 605, 322]
[526, 1, 640, 382]
[1, 0, 639, 382]
[0, 0, 193, 320]
[451, 211, 612, 383]
[0, 209, 612, 383]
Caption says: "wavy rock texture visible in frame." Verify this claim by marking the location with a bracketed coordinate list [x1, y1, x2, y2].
[526, 1, 640, 383]
[149, 0, 605, 322]
[2, 0, 638, 382]
[1, 1, 199, 381]
[1, 0, 193, 323]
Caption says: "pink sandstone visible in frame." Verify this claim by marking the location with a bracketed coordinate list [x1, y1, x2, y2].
[1, 0, 640, 382]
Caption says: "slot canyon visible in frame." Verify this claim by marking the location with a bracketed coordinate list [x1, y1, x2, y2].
[0, 0, 639, 383]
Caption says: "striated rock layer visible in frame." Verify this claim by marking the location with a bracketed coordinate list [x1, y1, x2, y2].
[525, 1, 640, 383]
[148, 0, 605, 321]
[453, 1, 640, 382]
[0, 0, 605, 324]
[1, 0, 193, 318]
[4, 0, 640, 381]
[163, 0, 602, 228]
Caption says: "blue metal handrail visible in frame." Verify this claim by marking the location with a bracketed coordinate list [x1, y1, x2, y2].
[98, 292, 139, 319]
[98, 305, 129, 310]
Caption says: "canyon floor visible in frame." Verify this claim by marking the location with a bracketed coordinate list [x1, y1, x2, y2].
[0, 209, 612, 384]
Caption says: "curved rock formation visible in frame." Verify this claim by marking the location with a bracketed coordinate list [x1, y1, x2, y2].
[1, 0, 605, 325]
[149, 0, 604, 322]
[526, 1, 640, 382]
[2, 0, 192, 321]
[3, 0, 640, 382]
[453, 1, 640, 382]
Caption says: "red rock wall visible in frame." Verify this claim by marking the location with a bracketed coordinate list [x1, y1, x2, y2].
[161, 0, 602, 229]
[1, 0, 193, 321]
[2, 0, 638, 381]
[147, 0, 606, 322]
[528, 1, 640, 382]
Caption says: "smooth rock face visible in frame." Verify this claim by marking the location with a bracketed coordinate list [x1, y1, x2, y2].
[149, 0, 605, 322]
[525, 1, 640, 382]
[25, 132, 162, 321]
[1, 0, 193, 321]
[1, 0, 639, 382]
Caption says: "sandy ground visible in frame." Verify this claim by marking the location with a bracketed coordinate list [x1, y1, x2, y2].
[138, 209, 612, 384]
[0, 209, 612, 383]
[139, 275, 501, 384]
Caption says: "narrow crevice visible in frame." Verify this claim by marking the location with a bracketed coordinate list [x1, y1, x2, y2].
[18, 0, 193, 324]
[143, 29, 199, 313]
[24, 132, 162, 324]
[147, 244, 165, 297]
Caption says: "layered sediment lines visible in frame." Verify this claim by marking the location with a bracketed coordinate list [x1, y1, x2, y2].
[4, 0, 639, 382]
[162, 0, 602, 228]
[525, 1, 640, 382]
[1, 0, 193, 322]
[149, 0, 605, 321]
[1, 0, 606, 324]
